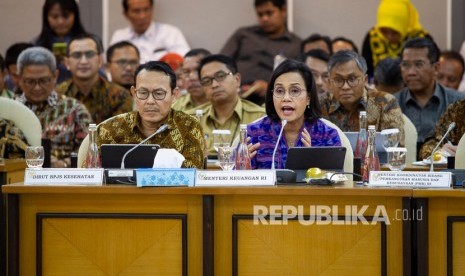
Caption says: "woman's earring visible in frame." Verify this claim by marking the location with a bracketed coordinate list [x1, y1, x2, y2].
[307, 103, 310, 109]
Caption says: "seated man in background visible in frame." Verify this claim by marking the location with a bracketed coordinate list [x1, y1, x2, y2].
[57, 34, 133, 124]
[96, 61, 205, 168]
[0, 54, 14, 99]
[437, 50, 464, 91]
[419, 98, 465, 159]
[373, 57, 404, 94]
[191, 54, 265, 156]
[320, 50, 405, 145]
[332, 36, 359, 54]
[220, 0, 301, 105]
[172, 48, 211, 111]
[302, 49, 331, 101]
[16, 47, 92, 168]
[4, 42, 34, 94]
[301, 33, 332, 55]
[106, 41, 140, 90]
[0, 118, 28, 159]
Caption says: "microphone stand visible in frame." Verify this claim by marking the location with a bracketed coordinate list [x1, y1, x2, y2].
[429, 123, 455, 172]
[271, 120, 287, 170]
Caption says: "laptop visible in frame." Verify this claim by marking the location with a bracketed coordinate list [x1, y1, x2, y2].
[344, 132, 387, 164]
[285, 147, 346, 183]
[101, 144, 160, 169]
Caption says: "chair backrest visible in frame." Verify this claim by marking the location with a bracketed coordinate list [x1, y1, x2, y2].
[455, 133, 465, 169]
[0, 97, 42, 146]
[77, 135, 89, 168]
[402, 114, 418, 163]
[320, 118, 354, 180]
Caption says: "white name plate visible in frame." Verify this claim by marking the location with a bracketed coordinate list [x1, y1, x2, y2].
[24, 168, 104, 186]
[368, 171, 452, 188]
[195, 170, 275, 187]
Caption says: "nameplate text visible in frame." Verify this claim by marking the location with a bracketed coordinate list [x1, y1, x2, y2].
[195, 170, 275, 186]
[368, 171, 452, 188]
[24, 168, 104, 186]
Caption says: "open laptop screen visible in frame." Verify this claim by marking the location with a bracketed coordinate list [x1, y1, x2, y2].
[101, 144, 159, 169]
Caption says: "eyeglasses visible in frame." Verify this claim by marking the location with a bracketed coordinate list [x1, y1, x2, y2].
[69, 51, 98, 60]
[111, 59, 139, 68]
[272, 86, 306, 98]
[200, 71, 232, 87]
[135, 88, 168, 100]
[329, 76, 361, 88]
[400, 60, 432, 70]
[22, 77, 53, 88]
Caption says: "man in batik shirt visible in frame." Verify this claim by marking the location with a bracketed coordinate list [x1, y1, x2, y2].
[17, 47, 92, 168]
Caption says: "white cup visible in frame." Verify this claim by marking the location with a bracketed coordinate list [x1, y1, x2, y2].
[386, 147, 407, 171]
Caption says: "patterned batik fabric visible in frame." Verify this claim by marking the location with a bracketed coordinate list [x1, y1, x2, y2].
[0, 118, 28, 158]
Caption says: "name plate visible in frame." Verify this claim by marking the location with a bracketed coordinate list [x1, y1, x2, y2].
[136, 168, 196, 187]
[24, 168, 104, 186]
[195, 170, 275, 187]
[368, 171, 452, 188]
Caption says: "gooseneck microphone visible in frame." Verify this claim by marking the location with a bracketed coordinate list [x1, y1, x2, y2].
[429, 122, 455, 172]
[120, 124, 168, 169]
[271, 119, 288, 170]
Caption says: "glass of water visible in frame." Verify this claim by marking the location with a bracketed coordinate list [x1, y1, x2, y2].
[25, 146, 44, 169]
[381, 128, 400, 150]
[212, 129, 231, 152]
[218, 146, 235, 170]
[386, 147, 407, 171]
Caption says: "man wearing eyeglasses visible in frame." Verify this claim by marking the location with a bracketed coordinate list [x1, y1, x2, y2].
[189, 54, 265, 156]
[16, 47, 92, 168]
[395, 38, 464, 148]
[320, 50, 405, 145]
[95, 61, 205, 168]
[106, 41, 140, 91]
[56, 34, 133, 124]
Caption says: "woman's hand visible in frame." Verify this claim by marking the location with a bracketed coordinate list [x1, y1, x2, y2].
[301, 128, 311, 147]
[246, 137, 260, 158]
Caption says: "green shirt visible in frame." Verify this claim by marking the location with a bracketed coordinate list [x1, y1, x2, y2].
[187, 99, 265, 156]
[172, 93, 197, 111]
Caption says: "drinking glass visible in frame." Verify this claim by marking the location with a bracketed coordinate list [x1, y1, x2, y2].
[381, 128, 400, 150]
[386, 147, 407, 171]
[212, 129, 231, 152]
[218, 146, 235, 170]
[25, 146, 45, 169]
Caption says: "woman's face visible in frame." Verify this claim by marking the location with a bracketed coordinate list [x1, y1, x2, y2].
[379, 27, 402, 44]
[47, 4, 75, 38]
[272, 72, 310, 126]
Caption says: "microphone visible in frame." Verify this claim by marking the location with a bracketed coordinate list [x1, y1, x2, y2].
[271, 119, 287, 170]
[120, 124, 168, 169]
[429, 122, 455, 172]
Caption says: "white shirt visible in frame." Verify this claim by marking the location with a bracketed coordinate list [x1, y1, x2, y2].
[109, 21, 190, 64]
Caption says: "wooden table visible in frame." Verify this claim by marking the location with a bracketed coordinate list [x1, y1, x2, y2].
[3, 182, 412, 276]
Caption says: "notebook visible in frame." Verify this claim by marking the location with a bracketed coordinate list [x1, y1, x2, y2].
[344, 132, 387, 164]
[285, 147, 346, 183]
[101, 144, 160, 169]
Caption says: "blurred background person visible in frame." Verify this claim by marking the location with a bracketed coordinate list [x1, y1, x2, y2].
[0, 54, 14, 99]
[437, 50, 464, 91]
[332, 36, 359, 54]
[373, 57, 404, 94]
[4, 42, 34, 94]
[106, 41, 140, 90]
[302, 49, 331, 101]
[301, 33, 332, 55]
[0, 118, 28, 159]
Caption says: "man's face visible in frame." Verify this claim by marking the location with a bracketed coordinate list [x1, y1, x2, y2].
[305, 56, 329, 96]
[179, 55, 204, 98]
[18, 65, 57, 105]
[437, 57, 463, 90]
[65, 38, 102, 81]
[107, 46, 140, 87]
[332, 41, 355, 54]
[303, 40, 331, 55]
[7, 64, 20, 87]
[200, 61, 240, 105]
[328, 60, 367, 110]
[125, 0, 153, 34]
[255, 2, 286, 35]
[131, 69, 178, 128]
[400, 48, 438, 94]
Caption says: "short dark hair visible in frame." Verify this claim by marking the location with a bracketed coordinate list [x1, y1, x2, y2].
[332, 36, 359, 54]
[106, 41, 140, 63]
[5, 42, 34, 69]
[328, 50, 368, 74]
[373, 58, 403, 87]
[134, 61, 176, 91]
[66, 34, 103, 56]
[265, 59, 321, 123]
[301, 33, 332, 55]
[198, 54, 238, 77]
[440, 50, 465, 76]
[254, 0, 286, 9]
[0, 54, 5, 71]
[401, 37, 440, 64]
[184, 48, 211, 59]
[301, 49, 331, 63]
[123, 0, 153, 13]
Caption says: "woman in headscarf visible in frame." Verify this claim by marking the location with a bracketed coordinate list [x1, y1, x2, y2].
[361, 0, 431, 79]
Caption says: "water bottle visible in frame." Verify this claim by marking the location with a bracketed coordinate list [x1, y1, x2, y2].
[195, 109, 208, 158]
[362, 125, 380, 183]
[355, 111, 368, 159]
[85, 123, 101, 168]
[235, 124, 251, 170]
[195, 109, 203, 122]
